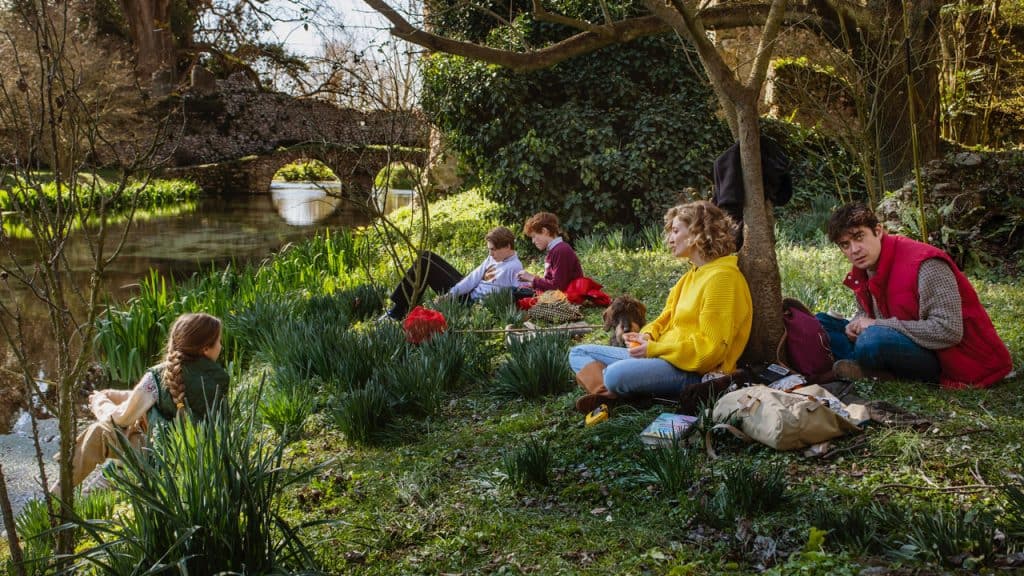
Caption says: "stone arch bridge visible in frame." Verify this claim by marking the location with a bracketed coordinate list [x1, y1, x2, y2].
[159, 75, 430, 199]
[171, 143, 427, 198]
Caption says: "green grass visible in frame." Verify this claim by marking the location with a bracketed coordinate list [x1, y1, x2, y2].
[14, 187, 1024, 574]
[2, 172, 200, 237]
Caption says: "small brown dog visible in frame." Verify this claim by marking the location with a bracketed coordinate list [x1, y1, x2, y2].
[603, 295, 647, 347]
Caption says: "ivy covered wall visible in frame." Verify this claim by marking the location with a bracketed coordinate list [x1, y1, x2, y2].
[420, 0, 731, 233]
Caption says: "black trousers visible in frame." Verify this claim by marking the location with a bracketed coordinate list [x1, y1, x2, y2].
[389, 251, 464, 318]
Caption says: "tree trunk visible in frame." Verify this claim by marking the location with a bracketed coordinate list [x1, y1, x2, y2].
[0, 465, 27, 576]
[734, 97, 785, 364]
[119, 0, 176, 82]
[871, 38, 941, 188]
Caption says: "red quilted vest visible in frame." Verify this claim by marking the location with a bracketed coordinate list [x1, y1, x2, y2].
[843, 234, 1012, 389]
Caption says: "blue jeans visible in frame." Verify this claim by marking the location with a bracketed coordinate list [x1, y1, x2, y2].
[568, 344, 702, 398]
[815, 313, 941, 382]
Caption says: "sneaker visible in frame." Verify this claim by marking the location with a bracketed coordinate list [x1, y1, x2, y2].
[832, 359, 894, 381]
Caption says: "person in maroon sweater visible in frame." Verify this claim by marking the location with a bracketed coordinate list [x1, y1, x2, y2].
[516, 212, 584, 292]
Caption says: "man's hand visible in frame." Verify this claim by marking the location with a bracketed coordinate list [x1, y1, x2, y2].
[517, 270, 535, 283]
[624, 332, 650, 358]
[845, 317, 876, 341]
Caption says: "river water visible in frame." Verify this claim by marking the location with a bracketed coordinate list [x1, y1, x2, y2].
[0, 182, 411, 516]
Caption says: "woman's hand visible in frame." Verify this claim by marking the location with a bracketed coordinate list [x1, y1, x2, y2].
[624, 332, 650, 358]
[89, 390, 117, 420]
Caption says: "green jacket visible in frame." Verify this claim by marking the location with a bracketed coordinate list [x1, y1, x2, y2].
[148, 357, 230, 425]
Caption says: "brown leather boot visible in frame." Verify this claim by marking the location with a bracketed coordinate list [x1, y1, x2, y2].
[575, 361, 606, 394]
[575, 393, 609, 415]
[575, 362, 620, 414]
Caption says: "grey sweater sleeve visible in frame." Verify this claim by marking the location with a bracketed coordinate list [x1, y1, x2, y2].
[874, 258, 963, 349]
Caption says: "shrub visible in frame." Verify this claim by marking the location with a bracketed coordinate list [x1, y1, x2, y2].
[502, 438, 553, 488]
[492, 333, 574, 398]
[422, 3, 731, 232]
[374, 162, 421, 190]
[0, 178, 200, 212]
[275, 159, 336, 182]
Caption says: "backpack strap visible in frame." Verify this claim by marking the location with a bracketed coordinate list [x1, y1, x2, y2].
[148, 367, 177, 421]
[705, 423, 753, 459]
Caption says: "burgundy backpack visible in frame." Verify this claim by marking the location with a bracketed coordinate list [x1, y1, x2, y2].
[779, 298, 834, 383]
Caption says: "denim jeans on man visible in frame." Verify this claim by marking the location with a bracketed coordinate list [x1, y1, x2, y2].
[569, 345, 702, 398]
[815, 313, 941, 382]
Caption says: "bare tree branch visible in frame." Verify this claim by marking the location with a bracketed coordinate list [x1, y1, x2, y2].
[361, 0, 821, 72]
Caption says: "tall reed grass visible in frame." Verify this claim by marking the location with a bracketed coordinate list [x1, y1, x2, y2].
[501, 438, 553, 488]
[95, 270, 175, 386]
[12, 489, 120, 575]
[492, 333, 574, 398]
[68, 396, 335, 574]
[0, 179, 200, 212]
[259, 365, 319, 443]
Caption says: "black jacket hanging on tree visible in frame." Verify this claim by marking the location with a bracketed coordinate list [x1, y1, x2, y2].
[712, 136, 793, 250]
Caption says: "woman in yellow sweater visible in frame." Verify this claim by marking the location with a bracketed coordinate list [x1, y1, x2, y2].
[569, 201, 752, 412]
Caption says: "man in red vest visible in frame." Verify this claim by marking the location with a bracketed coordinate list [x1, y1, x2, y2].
[817, 203, 1013, 389]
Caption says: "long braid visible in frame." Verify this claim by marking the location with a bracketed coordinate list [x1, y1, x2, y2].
[162, 349, 189, 413]
[162, 312, 222, 416]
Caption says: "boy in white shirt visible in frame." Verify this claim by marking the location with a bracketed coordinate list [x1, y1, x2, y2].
[385, 226, 523, 319]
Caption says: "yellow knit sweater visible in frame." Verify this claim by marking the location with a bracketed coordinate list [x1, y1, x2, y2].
[642, 254, 752, 374]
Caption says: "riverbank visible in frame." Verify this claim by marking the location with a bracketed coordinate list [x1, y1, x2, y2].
[0, 414, 60, 519]
[3, 188, 1023, 573]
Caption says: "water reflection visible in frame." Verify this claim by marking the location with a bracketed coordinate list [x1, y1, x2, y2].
[373, 187, 415, 214]
[1, 184, 382, 392]
[271, 181, 343, 225]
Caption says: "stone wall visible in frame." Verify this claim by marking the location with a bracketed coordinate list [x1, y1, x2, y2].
[713, 26, 869, 137]
[157, 74, 429, 167]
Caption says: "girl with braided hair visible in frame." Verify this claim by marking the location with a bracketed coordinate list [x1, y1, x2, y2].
[568, 201, 753, 413]
[62, 312, 229, 489]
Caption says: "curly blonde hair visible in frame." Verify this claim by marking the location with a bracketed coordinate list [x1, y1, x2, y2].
[162, 313, 221, 412]
[663, 200, 737, 262]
